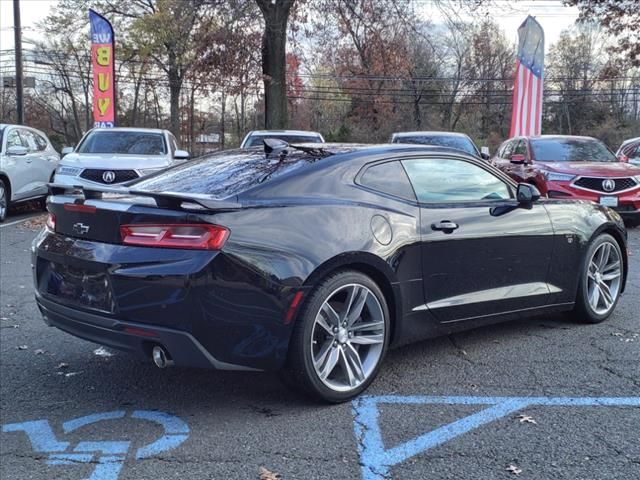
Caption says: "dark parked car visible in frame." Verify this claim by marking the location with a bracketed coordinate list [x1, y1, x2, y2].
[34, 143, 628, 402]
[391, 131, 489, 159]
[493, 135, 640, 227]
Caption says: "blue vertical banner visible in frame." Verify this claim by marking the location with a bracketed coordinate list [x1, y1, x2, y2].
[89, 9, 116, 128]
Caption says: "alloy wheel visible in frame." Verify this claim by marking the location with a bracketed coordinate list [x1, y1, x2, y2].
[310, 283, 385, 392]
[0, 183, 7, 221]
[586, 241, 622, 315]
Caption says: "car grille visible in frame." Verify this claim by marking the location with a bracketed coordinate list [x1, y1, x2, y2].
[573, 177, 638, 193]
[79, 169, 139, 184]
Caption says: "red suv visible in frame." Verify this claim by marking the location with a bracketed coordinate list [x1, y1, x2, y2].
[492, 135, 640, 227]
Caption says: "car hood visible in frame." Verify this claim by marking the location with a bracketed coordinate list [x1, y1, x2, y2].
[61, 153, 171, 169]
[539, 161, 640, 177]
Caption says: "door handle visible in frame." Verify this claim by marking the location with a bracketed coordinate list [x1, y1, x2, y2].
[431, 220, 459, 233]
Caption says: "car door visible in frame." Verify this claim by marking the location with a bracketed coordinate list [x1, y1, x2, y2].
[401, 156, 555, 323]
[20, 129, 56, 196]
[2, 128, 35, 201]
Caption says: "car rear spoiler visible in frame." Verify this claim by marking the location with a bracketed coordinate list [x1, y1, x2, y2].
[47, 183, 242, 211]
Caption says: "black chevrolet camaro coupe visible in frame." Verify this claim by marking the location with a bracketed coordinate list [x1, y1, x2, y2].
[33, 142, 628, 402]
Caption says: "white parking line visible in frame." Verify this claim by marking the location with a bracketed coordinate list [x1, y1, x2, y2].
[0, 214, 40, 228]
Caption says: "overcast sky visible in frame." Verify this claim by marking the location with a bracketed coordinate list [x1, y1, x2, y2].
[1, 0, 580, 55]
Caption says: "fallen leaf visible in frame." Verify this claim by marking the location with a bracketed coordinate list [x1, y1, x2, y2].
[612, 332, 623, 337]
[258, 467, 282, 480]
[93, 347, 113, 358]
[65, 372, 82, 378]
[506, 464, 523, 475]
[16, 345, 28, 350]
[34, 349, 46, 355]
[56, 362, 69, 369]
[517, 414, 537, 424]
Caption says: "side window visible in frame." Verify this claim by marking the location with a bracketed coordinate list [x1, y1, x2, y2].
[402, 158, 512, 203]
[6, 129, 26, 149]
[501, 141, 514, 159]
[359, 161, 416, 201]
[513, 140, 528, 159]
[33, 132, 49, 151]
[19, 130, 38, 152]
[169, 134, 178, 154]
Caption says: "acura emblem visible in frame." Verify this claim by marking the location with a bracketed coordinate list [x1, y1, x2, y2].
[602, 179, 615, 192]
[73, 223, 90, 235]
[102, 170, 116, 183]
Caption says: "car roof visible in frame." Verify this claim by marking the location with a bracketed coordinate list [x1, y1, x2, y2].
[88, 127, 168, 134]
[620, 137, 640, 146]
[246, 130, 323, 136]
[392, 131, 471, 138]
[519, 135, 598, 142]
[134, 143, 478, 200]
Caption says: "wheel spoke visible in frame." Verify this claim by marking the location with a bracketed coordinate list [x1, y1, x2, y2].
[344, 344, 365, 383]
[315, 314, 334, 335]
[588, 282, 600, 309]
[350, 333, 384, 345]
[602, 260, 620, 275]
[343, 285, 368, 327]
[597, 244, 611, 270]
[351, 320, 384, 331]
[314, 340, 333, 369]
[316, 345, 340, 380]
[598, 282, 614, 308]
[320, 302, 340, 327]
[602, 271, 621, 281]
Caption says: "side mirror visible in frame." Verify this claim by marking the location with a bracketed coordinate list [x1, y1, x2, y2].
[516, 183, 541, 205]
[510, 153, 526, 164]
[481, 146, 490, 160]
[174, 149, 190, 160]
[61, 146, 74, 157]
[6, 145, 29, 156]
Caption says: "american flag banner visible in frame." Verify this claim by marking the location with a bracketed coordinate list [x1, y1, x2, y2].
[510, 16, 544, 137]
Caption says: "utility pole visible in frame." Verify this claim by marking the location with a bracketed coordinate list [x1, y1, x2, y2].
[13, 0, 24, 124]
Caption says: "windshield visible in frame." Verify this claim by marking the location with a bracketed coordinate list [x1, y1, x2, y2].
[246, 134, 321, 148]
[531, 138, 617, 162]
[78, 131, 166, 155]
[392, 135, 479, 156]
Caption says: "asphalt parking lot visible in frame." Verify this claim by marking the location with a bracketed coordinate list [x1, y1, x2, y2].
[1, 214, 638, 480]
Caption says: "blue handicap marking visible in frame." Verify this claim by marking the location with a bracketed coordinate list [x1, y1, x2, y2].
[352, 395, 640, 480]
[2, 410, 190, 480]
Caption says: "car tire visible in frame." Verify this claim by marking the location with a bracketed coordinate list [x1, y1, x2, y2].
[0, 178, 8, 223]
[281, 270, 390, 403]
[571, 233, 623, 324]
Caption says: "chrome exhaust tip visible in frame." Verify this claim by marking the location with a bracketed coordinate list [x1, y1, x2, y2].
[152, 345, 174, 368]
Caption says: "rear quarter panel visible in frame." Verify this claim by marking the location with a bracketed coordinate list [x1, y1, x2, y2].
[542, 199, 628, 304]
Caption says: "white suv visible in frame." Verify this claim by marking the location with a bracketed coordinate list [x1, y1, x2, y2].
[240, 130, 325, 148]
[54, 127, 190, 188]
[0, 124, 60, 222]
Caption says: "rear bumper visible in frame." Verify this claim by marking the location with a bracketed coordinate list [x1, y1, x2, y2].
[36, 294, 260, 371]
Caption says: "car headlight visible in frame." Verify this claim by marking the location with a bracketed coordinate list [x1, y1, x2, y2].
[55, 165, 82, 176]
[137, 168, 164, 177]
[544, 172, 576, 182]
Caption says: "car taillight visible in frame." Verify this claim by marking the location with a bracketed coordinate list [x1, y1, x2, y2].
[120, 224, 229, 250]
[46, 213, 56, 231]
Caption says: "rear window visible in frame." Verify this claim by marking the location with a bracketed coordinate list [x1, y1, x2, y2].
[78, 131, 166, 155]
[359, 161, 415, 201]
[531, 138, 617, 162]
[133, 150, 314, 198]
[246, 135, 321, 147]
[392, 135, 478, 156]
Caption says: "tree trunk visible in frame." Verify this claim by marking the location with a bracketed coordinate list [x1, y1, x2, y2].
[168, 58, 182, 137]
[257, 0, 294, 129]
[220, 91, 226, 150]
